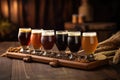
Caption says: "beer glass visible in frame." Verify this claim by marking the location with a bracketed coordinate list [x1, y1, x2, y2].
[81, 32, 98, 54]
[18, 28, 31, 53]
[55, 31, 68, 57]
[41, 30, 55, 55]
[30, 29, 42, 53]
[68, 31, 81, 59]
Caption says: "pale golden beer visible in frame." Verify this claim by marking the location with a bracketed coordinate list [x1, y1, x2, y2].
[81, 32, 98, 54]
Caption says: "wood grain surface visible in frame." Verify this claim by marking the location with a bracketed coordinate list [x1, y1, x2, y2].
[0, 42, 120, 80]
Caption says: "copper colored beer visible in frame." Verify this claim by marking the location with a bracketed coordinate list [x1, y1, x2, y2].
[30, 29, 42, 49]
[82, 32, 98, 54]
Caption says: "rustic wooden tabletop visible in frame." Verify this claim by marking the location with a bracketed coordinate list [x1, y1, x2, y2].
[0, 42, 120, 80]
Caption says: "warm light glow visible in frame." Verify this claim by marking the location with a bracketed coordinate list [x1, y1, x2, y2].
[1, 0, 9, 18]
[10, 0, 18, 23]
[18, 0, 23, 26]
[13, 0, 18, 12]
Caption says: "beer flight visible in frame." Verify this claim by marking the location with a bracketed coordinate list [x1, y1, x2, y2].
[18, 28, 98, 58]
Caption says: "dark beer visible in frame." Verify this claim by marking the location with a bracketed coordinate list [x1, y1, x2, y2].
[56, 31, 68, 51]
[41, 30, 55, 50]
[18, 28, 31, 46]
[68, 31, 81, 52]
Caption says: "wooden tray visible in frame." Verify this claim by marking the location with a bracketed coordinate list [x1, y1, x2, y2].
[4, 52, 109, 70]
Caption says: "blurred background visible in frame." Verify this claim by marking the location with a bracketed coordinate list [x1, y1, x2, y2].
[0, 0, 120, 41]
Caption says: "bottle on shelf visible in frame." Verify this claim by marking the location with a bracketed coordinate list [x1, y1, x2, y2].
[72, 14, 78, 24]
[78, 0, 93, 22]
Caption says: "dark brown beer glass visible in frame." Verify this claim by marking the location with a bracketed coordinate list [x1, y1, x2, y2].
[41, 30, 55, 55]
[18, 28, 31, 53]
[55, 31, 68, 56]
[68, 31, 81, 59]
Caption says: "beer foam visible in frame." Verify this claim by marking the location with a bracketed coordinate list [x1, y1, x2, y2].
[32, 29, 42, 33]
[42, 30, 54, 36]
[56, 31, 68, 34]
[82, 32, 97, 36]
[68, 31, 81, 36]
[19, 28, 31, 32]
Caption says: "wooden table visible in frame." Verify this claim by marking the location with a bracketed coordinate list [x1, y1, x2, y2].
[0, 42, 120, 80]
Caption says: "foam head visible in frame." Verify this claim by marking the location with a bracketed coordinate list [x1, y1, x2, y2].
[56, 31, 68, 34]
[42, 30, 54, 36]
[32, 29, 42, 33]
[68, 31, 81, 36]
[82, 32, 97, 36]
[19, 28, 31, 32]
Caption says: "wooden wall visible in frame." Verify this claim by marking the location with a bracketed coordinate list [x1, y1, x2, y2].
[0, 0, 9, 18]
[0, 0, 120, 30]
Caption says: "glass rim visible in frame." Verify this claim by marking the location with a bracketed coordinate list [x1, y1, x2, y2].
[56, 30, 68, 34]
[42, 30, 54, 36]
[19, 28, 31, 29]
[31, 29, 42, 33]
[42, 30, 54, 31]
[19, 28, 31, 32]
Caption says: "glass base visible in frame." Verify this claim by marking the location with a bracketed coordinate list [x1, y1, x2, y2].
[31, 49, 41, 55]
[20, 46, 30, 53]
[42, 51, 47, 56]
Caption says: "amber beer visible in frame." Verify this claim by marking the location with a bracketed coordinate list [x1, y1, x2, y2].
[82, 32, 98, 54]
[41, 30, 55, 50]
[30, 29, 42, 50]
